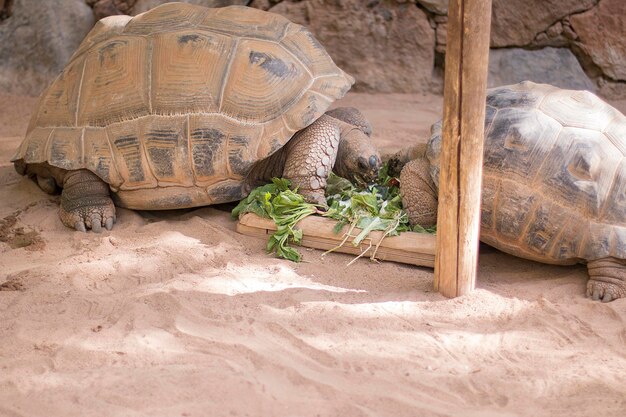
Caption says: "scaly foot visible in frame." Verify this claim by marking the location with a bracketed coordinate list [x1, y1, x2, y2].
[59, 169, 116, 232]
[586, 258, 626, 302]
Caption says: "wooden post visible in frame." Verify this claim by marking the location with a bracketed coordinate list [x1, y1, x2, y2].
[433, 0, 492, 297]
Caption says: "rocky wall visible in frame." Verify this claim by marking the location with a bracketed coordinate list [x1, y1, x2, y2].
[0, 0, 623, 98]
[251, 0, 625, 98]
[86, 0, 249, 19]
[0, 0, 94, 96]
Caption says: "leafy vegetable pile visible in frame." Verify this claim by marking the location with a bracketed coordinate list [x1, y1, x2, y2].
[232, 164, 436, 262]
[231, 178, 318, 262]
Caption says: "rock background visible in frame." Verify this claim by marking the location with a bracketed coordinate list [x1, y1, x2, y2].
[251, 0, 625, 98]
[0, 0, 624, 98]
[0, 0, 94, 96]
[85, 0, 248, 19]
[266, 0, 435, 93]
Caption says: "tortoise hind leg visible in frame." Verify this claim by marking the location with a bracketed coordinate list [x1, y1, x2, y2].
[60, 169, 116, 233]
[21, 162, 60, 195]
[586, 258, 626, 302]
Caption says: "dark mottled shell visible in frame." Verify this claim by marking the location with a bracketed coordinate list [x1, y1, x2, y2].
[12, 3, 353, 208]
[428, 81, 626, 263]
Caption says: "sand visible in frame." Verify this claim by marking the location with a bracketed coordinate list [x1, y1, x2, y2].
[0, 92, 625, 417]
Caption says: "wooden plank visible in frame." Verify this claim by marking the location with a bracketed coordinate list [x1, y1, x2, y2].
[237, 213, 436, 267]
[434, 0, 492, 297]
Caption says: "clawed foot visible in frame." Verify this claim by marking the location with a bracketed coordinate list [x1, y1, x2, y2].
[586, 258, 626, 303]
[586, 280, 623, 303]
[59, 169, 116, 233]
[59, 198, 116, 233]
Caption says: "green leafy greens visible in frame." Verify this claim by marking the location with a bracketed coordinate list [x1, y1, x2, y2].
[232, 163, 436, 262]
[232, 178, 318, 262]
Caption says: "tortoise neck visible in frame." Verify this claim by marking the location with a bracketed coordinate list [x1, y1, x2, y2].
[333, 123, 369, 179]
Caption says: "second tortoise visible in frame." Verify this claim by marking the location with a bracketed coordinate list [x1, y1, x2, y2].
[398, 82, 626, 302]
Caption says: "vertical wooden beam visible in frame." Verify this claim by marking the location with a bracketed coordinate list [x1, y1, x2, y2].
[434, 0, 492, 297]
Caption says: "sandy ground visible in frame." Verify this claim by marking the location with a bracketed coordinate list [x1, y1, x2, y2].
[1, 92, 625, 417]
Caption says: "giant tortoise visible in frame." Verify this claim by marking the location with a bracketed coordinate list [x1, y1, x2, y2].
[399, 82, 626, 302]
[11, 3, 381, 232]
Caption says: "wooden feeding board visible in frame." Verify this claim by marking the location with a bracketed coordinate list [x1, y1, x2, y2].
[236, 213, 436, 267]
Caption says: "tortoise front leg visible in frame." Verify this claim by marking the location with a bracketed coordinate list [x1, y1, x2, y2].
[586, 257, 626, 302]
[282, 115, 340, 207]
[399, 156, 438, 228]
[60, 169, 116, 232]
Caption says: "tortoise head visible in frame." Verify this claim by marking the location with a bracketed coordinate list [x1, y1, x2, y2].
[334, 127, 382, 186]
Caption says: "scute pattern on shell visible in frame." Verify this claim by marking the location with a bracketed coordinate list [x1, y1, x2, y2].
[428, 81, 626, 264]
[12, 2, 353, 207]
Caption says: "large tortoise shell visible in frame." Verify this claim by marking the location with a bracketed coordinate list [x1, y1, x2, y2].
[428, 82, 626, 263]
[12, 3, 353, 204]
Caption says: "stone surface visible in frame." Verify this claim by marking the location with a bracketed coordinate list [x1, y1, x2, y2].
[562, 22, 578, 41]
[415, 0, 447, 15]
[270, 0, 435, 93]
[249, 0, 271, 10]
[435, 22, 447, 54]
[488, 47, 595, 92]
[570, 0, 626, 81]
[0, 0, 95, 96]
[90, 0, 136, 20]
[598, 78, 626, 100]
[0, 0, 12, 20]
[490, 0, 597, 47]
[131, 0, 249, 14]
